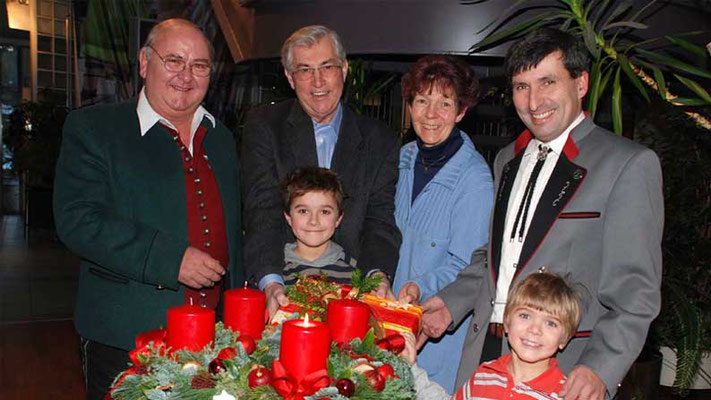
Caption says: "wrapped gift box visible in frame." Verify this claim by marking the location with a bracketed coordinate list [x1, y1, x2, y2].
[361, 294, 423, 336]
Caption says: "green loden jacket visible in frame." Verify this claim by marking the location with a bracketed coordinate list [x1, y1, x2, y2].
[53, 100, 243, 351]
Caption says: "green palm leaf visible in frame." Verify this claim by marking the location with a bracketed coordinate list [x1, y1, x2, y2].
[665, 34, 709, 58]
[612, 67, 623, 134]
[636, 48, 711, 80]
[602, 0, 634, 29]
[639, 60, 667, 99]
[618, 53, 650, 102]
[603, 21, 648, 31]
[470, 10, 562, 52]
[673, 74, 711, 104]
[670, 97, 711, 106]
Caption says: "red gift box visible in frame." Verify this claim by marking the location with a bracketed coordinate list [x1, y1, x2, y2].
[361, 294, 423, 336]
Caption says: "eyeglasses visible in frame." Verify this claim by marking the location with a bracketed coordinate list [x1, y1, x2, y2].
[147, 45, 212, 77]
[290, 64, 343, 81]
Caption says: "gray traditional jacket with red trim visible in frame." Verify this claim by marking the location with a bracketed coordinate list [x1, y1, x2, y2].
[437, 116, 663, 397]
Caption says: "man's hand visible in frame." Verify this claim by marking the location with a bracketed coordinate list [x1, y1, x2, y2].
[178, 247, 225, 289]
[370, 272, 396, 300]
[420, 296, 453, 340]
[264, 282, 289, 320]
[399, 331, 417, 365]
[560, 365, 606, 400]
[398, 282, 421, 305]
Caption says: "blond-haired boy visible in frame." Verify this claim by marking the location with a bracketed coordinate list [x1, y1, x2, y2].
[403, 271, 582, 399]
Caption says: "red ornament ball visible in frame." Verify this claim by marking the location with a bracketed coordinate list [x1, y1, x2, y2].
[247, 366, 272, 388]
[336, 378, 356, 397]
[236, 334, 256, 355]
[208, 358, 225, 374]
[217, 347, 237, 360]
[377, 363, 397, 380]
[364, 370, 385, 392]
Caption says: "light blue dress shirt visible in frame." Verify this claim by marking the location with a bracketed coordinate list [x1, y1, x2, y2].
[313, 103, 343, 169]
[393, 131, 494, 393]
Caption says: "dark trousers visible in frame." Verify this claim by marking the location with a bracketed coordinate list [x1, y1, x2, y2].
[80, 338, 131, 400]
[480, 328, 503, 364]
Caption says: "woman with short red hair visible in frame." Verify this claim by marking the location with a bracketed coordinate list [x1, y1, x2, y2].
[392, 55, 494, 393]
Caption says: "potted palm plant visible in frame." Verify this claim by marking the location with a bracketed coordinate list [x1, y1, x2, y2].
[636, 98, 711, 395]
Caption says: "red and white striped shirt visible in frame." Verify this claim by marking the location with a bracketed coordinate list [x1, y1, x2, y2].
[453, 355, 566, 400]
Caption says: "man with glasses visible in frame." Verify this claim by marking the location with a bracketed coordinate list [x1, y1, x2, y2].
[54, 19, 243, 399]
[241, 25, 401, 316]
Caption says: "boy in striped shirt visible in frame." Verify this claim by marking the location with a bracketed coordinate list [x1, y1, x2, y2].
[281, 166, 357, 285]
[402, 271, 582, 399]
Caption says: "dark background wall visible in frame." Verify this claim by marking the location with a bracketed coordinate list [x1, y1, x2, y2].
[243, 0, 711, 61]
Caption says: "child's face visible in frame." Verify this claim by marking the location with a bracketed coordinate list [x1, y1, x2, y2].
[504, 305, 567, 369]
[285, 191, 343, 253]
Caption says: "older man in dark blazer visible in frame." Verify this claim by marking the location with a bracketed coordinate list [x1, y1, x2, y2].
[419, 29, 663, 400]
[241, 25, 401, 315]
[54, 19, 242, 399]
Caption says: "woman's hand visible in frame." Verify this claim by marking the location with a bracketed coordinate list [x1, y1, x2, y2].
[399, 331, 417, 365]
[397, 282, 421, 305]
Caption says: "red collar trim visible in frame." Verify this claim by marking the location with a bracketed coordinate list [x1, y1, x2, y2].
[512, 127, 581, 161]
[514, 130, 534, 156]
[562, 135, 579, 160]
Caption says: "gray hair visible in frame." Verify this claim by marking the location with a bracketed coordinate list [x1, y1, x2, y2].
[281, 25, 346, 71]
[142, 18, 214, 62]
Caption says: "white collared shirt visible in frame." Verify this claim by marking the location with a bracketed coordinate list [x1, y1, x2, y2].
[491, 112, 585, 323]
[136, 87, 215, 155]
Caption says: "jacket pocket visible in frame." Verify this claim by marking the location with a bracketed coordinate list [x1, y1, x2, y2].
[88, 267, 129, 284]
[558, 211, 601, 219]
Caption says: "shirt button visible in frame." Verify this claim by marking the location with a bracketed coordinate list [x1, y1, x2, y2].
[203, 228, 210, 235]
[205, 241, 211, 248]
[172, 136, 179, 141]
[199, 202, 205, 208]
[185, 156, 192, 162]
[491, 299, 495, 306]
[194, 178, 201, 184]
[188, 167, 194, 173]
[201, 215, 208, 221]
[197, 189, 203, 196]
[472, 323, 479, 332]
[430, 242, 436, 247]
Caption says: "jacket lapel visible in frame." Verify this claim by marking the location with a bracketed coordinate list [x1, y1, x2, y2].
[330, 106, 363, 187]
[513, 123, 591, 278]
[285, 101, 319, 167]
[491, 153, 523, 284]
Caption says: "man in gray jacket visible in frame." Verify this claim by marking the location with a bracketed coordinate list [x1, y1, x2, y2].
[419, 28, 663, 400]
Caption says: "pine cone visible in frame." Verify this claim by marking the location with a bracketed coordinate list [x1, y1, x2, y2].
[190, 373, 216, 389]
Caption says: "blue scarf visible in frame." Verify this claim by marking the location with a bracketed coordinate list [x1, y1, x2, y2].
[412, 128, 463, 203]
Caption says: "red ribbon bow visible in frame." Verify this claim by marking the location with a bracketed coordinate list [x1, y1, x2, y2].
[376, 333, 406, 354]
[271, 360, 330, 400]
[128, 328, 167, 365]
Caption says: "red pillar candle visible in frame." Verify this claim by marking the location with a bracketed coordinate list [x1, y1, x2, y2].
[223, 287, 266, 339]
[279, 315, 331, 382]
[167, 305, 215, 351]
[326, 299, 371, 343]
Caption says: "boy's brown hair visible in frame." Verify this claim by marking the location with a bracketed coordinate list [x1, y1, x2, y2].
[504, 271, 582, 343]
[281, 166, 345, 215]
